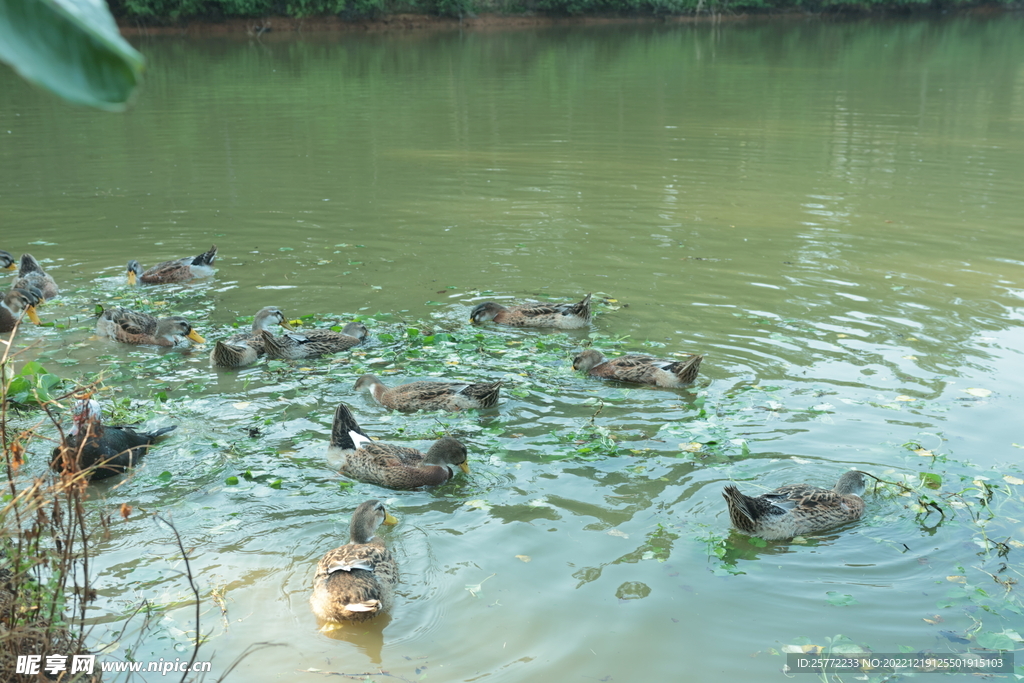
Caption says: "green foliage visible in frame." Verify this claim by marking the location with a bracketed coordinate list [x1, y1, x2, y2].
[531, 0, 745, 16]
[4, 361, 64, 406]
[101, 0, 1016, 20]
[426, 0, 475, 18]
[825, 591, 858, 607]
[0, 0, 144, 110]
[109, 0, 387, 19]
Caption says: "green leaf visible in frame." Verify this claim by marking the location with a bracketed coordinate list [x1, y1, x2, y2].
[19, 361, 47, 375]
[268, 479, 282, 489]
[825, 591, 858, 607]
[0, 0, 145, 111]
[224, 476, 239, 485]
[157, 471, 172, 482]
[919, 472, 942, 489]
[976, 632, 1015, 650]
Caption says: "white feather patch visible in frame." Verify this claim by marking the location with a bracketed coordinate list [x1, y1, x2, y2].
[344, 600, 380, 613]
[349, 430, 373, 449]
[328, 560, 374, 574]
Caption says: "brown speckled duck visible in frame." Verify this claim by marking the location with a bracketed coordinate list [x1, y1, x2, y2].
[50, 396, 178, 480]
[96, 307, 205, 347]
[12, 254, 58, 300]
[261, 321, 367, 360]
[469, 293, 592, 329]
[210, 306, 294, 367]
[354, 374, 501, 412]
[722, 471, 868, 540]
[0, 286, 43, 333]
[331, 403, 469, 488]
[127, 245, 217, 285]
[310, 499, 399, 624]
[573, 349, 703, 387]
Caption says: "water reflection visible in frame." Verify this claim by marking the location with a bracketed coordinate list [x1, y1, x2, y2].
[317, 613, 390, 662]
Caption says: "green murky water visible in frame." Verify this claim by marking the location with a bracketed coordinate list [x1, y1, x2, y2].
[3, 15, 1024, 681]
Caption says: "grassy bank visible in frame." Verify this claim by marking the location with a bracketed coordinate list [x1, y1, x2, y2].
[109, 0, 1017, 26]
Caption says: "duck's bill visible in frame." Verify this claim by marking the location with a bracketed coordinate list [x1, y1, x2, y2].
[127, 270, 137, 285]
[383, 513, 399, 525]
[187, 329, 206, 344]
[3, 263, 15, 271]
[459, 462, 471, 474]
[26, 306, 41, 325]
[281, 319, 296, 331]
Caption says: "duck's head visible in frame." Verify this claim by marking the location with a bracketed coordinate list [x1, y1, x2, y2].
[469, 302, 505, 324]
[836, 470, 868, 497]
[157, 317, 205, 345]
[572, 349, 606, 373]
[3, 286, 43, 324]
[126, 260, 143, 286]
[341, 321, 368, 340]
[251, 306, 294, 332]
[70, 395, 103, 436]
[349, 500, 398, 544]
[0, 250, 14, 271]
[425, 436, 470, 474]
[353, 374, 383, 393]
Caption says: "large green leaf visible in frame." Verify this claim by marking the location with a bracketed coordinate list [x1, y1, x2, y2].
[0, 0, 144, 111]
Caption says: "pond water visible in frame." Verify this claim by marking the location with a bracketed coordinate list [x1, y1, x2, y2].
[3, 13, 1024, 681]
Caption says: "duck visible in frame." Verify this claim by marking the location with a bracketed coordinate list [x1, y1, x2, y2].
[354, 373, 501, 412]
[469, 293, 592, 329]
[12, 254, 59, 300]
[0, 286, 43, 333]
[310, 499, 399, 624]
[722, 470, 868, 540]
[572, 349, 703, 387]
[96, 307, 205, 347]
[331, 403, 469, 488]
[126, 245, 218, 285]
[0, 250, 15, 270]
[50, 395, 178, 480]
[260, 321, 367, 360]
[210, 306, 294, 367]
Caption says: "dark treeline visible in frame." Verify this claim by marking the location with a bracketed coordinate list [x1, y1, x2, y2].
[109, 0, 1011, 22]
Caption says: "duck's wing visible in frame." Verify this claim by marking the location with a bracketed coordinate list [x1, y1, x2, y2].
[322, 545, 386, 575]
[111, 309, 159, 336]
[142, 245, 217, 283]
[762, 484, 834, 513]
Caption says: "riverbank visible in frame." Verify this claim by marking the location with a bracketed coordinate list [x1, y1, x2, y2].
[116, 3, 1016, 35]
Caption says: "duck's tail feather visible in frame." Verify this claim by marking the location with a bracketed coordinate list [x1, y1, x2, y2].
[145, 425, 178, 440]
[722, 485, 757, 533]
[672, 354, 704, 384]
[192, 245, 218, 267]
[331, 403, 368, 449]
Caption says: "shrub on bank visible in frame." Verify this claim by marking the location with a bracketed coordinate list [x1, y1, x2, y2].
[107, 0, 1007, 21]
